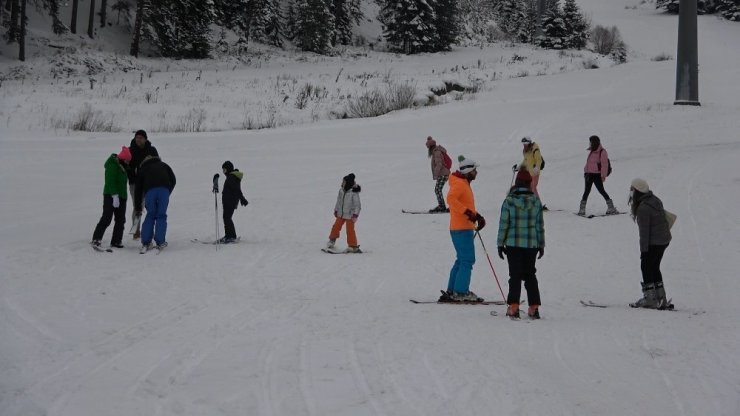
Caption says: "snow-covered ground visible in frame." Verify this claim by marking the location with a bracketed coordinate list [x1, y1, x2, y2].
[2, 1, 740, 415]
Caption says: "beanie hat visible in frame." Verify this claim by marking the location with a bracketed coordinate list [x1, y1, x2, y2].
[521, 136, 533, 144]
[457, 155, 479, 174]
[117, 146, 132, 162]
[425, 136, 436, 148]
[631, 178, 649, 193]
[222, 160, 234, 172]
[134, 129, 148, 139]
[515, 168, 532, 185]
[343, 173, 356, 185]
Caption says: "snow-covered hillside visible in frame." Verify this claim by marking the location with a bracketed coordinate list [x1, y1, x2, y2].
[2, 1, 740, 416]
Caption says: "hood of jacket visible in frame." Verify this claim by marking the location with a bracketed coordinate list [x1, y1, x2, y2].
[507, 187, 538, 210]
[229, 170, 244, 181]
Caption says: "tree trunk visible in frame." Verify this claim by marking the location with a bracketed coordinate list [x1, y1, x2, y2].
[5, 0, 11, 12]
[130, 0, 146, 57]
[18, 0, 26, 61]
[88, 0, 96, 38]
[71, 0, 78, 34]
[99, 0, 107, 28]
[8, 0, 19, 42]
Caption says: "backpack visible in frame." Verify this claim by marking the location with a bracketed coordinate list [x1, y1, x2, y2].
[535, 149, 544, 170]
[442, 151, 452, 169]
[598, 149, 612, 176]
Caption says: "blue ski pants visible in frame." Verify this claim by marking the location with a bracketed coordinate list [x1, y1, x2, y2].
[448, 229, 476, 294]
[141, 187, 170, 245]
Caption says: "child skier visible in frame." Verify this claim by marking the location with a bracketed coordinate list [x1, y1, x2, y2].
[91, 146, 131, 250]
[220, 161, 248, 243]
[326, 173, 362, 253]
[426, 136, 451, 213]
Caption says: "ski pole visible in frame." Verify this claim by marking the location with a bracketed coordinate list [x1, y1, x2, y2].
[508, 164, 517, 191]
[213, 173, 220, 250]
[475, 230, 507, 302]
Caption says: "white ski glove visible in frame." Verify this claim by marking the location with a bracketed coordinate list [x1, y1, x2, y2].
[112, 194, 120, 208]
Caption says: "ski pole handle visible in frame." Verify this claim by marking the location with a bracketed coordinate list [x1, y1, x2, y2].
[212, 173, 220, 194]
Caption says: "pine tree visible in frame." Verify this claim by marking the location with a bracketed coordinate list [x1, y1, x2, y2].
[130, 0, 145, 56]
[561, 0, 588, 49]
[284, 0, 297, 40]
[331, 0, 362, 45]
[378, 0, 437, 54]
[111, 0, 130, 25]
[716, 0, 740, 20]
[537, 0, 566, 49]
[263, 0, 284, 47]
[294, 0, 334, 53]
[656, 0, 717, 14]
[433, 0, 460, 51]
[145, 0, 213, 58]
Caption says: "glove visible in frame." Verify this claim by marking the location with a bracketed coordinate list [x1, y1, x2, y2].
[112, 194, 120, 208]
[497, 246, 506, 260]
[240, 197, 248, 207]
[601, 176, 606, 183]
[334, 210, 339, 218]
[512, 164, 518, 172]
[475, 213, 486, 231]
[538, 247, 545, 259]
[351, 214, 359, 223]
[464, 209, 477, 222]
[532, 166, 540, 176]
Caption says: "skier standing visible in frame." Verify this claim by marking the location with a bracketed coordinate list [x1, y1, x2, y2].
[497, 169, 545, 319]
[628, 178, 672, 309]
[91, 146, 132, 249]
[425, 136, 451, 213]
[127, 130, 159, 239]
[441, 155, 485, 302]
[135, 156, 176, 252]
[516, 136, 546, 209]
[220, 161, 248, 244]
[578, 135, 618, 216]
[326, 173, 362, 253]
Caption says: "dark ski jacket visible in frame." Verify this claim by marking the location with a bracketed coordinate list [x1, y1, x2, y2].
[127, 138, 159, 184]
[134, 156, 176, 209]
[635, 191, 672, 253]
[222, 169, 247, 210]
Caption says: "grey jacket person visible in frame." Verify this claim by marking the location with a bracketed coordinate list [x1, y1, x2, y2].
[635, 192, 672, 253]
[334, 185, 361, 219]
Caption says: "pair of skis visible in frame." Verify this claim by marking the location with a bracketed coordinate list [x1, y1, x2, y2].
[581, 299, 675, 310]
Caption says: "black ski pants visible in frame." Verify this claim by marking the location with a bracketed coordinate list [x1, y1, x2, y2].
[640, 244, 668, 285]
[223, 205, 236, 239]
[93, 195, 127, 244]
[434, 175, 448, 208]
[505, 247, 541, 306]
[581, 173, 611, 202]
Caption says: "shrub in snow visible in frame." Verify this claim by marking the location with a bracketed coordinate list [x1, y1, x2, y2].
[71, 103, 120, 132]
[590, 24, 625, 56]
[345, 82, 416, 118]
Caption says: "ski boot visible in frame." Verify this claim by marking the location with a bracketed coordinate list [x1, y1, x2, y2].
[506, 303, 520, 319]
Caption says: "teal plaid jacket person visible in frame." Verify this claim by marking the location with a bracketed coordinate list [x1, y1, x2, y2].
[496, 187, 545, 248]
